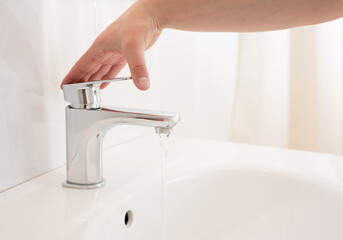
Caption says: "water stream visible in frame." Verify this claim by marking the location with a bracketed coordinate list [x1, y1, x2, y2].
[159, 133, 170, 240]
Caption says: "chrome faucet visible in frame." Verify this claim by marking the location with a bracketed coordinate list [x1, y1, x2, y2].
[62, 77, 179, 189]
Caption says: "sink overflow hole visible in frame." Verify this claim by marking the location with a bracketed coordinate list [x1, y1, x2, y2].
[124, 210, 133, 227]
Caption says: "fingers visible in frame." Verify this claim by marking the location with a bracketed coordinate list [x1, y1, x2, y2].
[100, 63, 127, 89]
[102, 62, 127, 79]
[61, 49, 101, 89]
[87, 64, 112, 89]
[88, 64, 112, 81]
[123, 42, 150, 90]
[61, 31, 152, 91]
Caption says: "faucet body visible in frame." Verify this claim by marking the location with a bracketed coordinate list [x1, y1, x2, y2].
[63, 106, 179, 189]
[62, 77, 179, 189]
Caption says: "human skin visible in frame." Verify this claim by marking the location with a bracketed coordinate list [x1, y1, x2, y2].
[61, 0, 343, 90]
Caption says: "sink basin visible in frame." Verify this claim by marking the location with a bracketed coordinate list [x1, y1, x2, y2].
[1, 135, 343, 239]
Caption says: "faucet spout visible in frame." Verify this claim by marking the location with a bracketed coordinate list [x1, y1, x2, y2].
[63, 105, 179, 189]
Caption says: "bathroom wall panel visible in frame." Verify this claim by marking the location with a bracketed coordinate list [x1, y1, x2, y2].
[0, 0, 95, 192]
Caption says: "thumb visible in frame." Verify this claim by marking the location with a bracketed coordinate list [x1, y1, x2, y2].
[124, 44, 150, 90]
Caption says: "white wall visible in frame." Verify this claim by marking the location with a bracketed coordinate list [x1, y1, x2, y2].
[0, 0, 239, 192]
[0, 0, 95, 192]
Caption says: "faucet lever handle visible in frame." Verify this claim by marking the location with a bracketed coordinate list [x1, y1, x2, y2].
[62, 77, 132, 109]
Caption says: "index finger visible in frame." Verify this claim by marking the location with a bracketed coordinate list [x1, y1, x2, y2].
[61, 49, 100, 88]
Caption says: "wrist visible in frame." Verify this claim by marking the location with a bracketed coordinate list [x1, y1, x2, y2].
[139, 0, 170, 30]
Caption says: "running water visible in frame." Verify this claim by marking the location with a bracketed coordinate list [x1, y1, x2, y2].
[159, 132, 170, 240]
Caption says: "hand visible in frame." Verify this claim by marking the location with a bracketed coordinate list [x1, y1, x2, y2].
[61, 0, 339, 91]
[61, 1, 162, 90]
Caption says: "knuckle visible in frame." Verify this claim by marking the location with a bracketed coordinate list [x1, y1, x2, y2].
[131, 64, 147, 75]
[75, 66, 88, 77]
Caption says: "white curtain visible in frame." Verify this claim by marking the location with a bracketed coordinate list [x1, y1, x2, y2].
[231, 19, 343, 155]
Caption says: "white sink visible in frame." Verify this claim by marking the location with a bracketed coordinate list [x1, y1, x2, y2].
[1, 135, 343, 239]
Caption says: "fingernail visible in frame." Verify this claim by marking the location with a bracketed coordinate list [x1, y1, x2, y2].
[137, 76, 150, 90]
[138, 76, 148, 83]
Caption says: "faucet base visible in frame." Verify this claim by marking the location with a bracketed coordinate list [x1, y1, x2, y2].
[62, 179, 106, 189]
